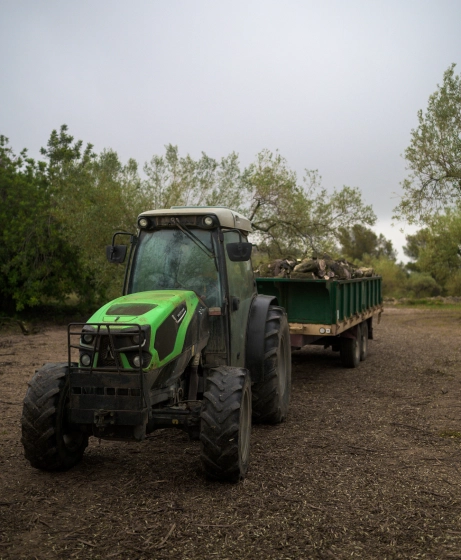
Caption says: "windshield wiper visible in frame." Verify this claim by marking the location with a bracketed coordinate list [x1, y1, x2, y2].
[173, 218, 218, 269]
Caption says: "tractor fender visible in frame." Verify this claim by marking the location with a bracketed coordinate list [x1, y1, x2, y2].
[245, 294, 278, 383]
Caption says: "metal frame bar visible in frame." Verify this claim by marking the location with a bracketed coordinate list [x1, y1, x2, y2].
[67, 322, 146, 410]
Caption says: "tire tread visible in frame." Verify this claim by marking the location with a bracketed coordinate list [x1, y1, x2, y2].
[21, 362, 88, 471]
[200, 366, 251, 482]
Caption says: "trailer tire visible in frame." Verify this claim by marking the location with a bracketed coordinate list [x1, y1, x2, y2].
[21, 363, 88, 471]
[251, 306, 291, 424]
[360, 321, 368, 361]
[200, 367, 251, 482]
[340, 325, 361, 368]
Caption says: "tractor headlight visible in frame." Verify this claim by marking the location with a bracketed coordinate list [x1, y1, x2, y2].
[81, 333, 94, 345]
[130, 352, 151, 368]
[138, 217, 150, 228]
[201, 215, 216, 228]
[81, 354, 92, 366]
[131, 333, 144, 345]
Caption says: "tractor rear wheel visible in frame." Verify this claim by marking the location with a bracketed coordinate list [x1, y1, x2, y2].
[200, 366, 251, 482]
[21, 363, 88, 470]
[251, 306, 291, 424]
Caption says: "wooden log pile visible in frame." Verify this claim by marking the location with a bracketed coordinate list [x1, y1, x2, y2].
[257, 255, 375, 280]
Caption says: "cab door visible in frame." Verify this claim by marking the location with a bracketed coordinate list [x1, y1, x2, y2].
[223, 231, 256, 367]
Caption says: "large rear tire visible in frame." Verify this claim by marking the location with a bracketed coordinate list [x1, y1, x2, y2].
[200, 366, 251, 482]
[21, 363, 88, 471]
[251, 306, 291, 424]
[340, 325, 361, 368]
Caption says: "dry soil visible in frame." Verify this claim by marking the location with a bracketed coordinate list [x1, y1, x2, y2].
[1, 306, 461, 559]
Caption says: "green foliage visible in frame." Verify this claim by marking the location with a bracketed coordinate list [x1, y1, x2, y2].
[143, 144, 245, 210]
[0, 136, 82, 312]
[412, 209, 461, 293]
[339, 224, 396, 262]
[42, 126, 146, 304]
[402, 228, 431, 271]
[143, 146, 376, 259]
[394, 64, 461, 224]
[403, 209, 461, 296]
[243, 152, 376, 258]
[1, 126, 379, 312]
[360, 255, 408, 298]
[445, 270, 461, 296]
[405, 273, 442, 298]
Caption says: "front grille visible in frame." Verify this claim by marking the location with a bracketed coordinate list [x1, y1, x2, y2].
[97, 335, 117, 367]
[68, 322, 151, 374]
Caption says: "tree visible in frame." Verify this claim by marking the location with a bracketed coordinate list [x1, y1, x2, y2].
[406, 273, 442, 298]
[142, 147, 377, 258]
[338, 224, 397, 262]
[394, 64, 461, 224]
[142, 144, 245, 211]
[1, 127, 379, 311]
[241, 151, 376, 258]
[362, 255, 408, 298]
[402, 228, 431, 272]
[402, 209, 461, 295]
[0, 136, 81, 312]
[42, 126, 146, 304]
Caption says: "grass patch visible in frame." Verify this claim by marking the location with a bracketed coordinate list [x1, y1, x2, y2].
[440, 430, 461, 439]
[396, 298, 461, 310]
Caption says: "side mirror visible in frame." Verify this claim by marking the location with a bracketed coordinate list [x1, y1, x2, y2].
[226, 242, 252, 262]
[106, 245, 127, 263]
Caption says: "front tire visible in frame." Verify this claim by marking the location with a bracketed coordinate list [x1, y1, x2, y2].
[21, 363, 88, 470]
[200, 367, 252, 482]
[251, 306, 291, 424]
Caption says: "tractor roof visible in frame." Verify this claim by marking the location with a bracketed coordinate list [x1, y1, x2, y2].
[138, 206, 253, 233]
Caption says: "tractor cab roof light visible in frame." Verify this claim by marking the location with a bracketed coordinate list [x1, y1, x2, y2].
[138, 217, 150, 229]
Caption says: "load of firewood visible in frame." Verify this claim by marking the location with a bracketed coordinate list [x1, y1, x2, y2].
[257, 254, 375, 280]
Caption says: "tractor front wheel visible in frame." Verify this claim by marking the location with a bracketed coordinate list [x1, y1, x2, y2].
[200, 366, 251, 482]
[21, 363, 88, 471]
[251, 306, 291, 424]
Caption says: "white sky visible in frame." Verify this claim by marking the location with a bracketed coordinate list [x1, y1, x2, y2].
[1, 0, 460, 260]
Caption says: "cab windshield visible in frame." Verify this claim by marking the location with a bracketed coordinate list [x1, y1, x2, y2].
[128, 229, 221, 307]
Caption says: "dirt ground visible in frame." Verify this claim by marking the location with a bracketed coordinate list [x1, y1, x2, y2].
[1, 306, 461, 559]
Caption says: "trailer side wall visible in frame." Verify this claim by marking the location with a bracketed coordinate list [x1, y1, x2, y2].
[255, 277, 382, 326]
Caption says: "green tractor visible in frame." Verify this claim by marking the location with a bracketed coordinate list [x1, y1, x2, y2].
[21, 207, 291, 482]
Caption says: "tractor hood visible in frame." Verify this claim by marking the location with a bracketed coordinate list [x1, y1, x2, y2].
[86, 290, 209, 369]
[88, 290, 196, 326]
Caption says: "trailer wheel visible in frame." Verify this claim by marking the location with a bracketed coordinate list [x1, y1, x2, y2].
[340, 325, 361, 368]
[200, 367, 251, 482]
[252, 306, 291, 424]
[360, 321, 368, 361]
[21, 363, 88, 471]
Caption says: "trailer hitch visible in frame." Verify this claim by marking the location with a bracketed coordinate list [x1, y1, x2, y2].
[94, 409, 115, 429]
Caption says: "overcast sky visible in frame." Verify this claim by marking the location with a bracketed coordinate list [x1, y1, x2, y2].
[2, 0, 461, 259]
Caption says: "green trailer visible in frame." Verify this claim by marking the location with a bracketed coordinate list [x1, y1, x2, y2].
[256, 276, 383, 368]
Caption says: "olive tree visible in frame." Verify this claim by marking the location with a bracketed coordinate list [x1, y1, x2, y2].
[394, 64, 461, 224]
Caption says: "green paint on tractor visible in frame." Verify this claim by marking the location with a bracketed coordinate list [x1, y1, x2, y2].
[86, 290, 202, 369]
